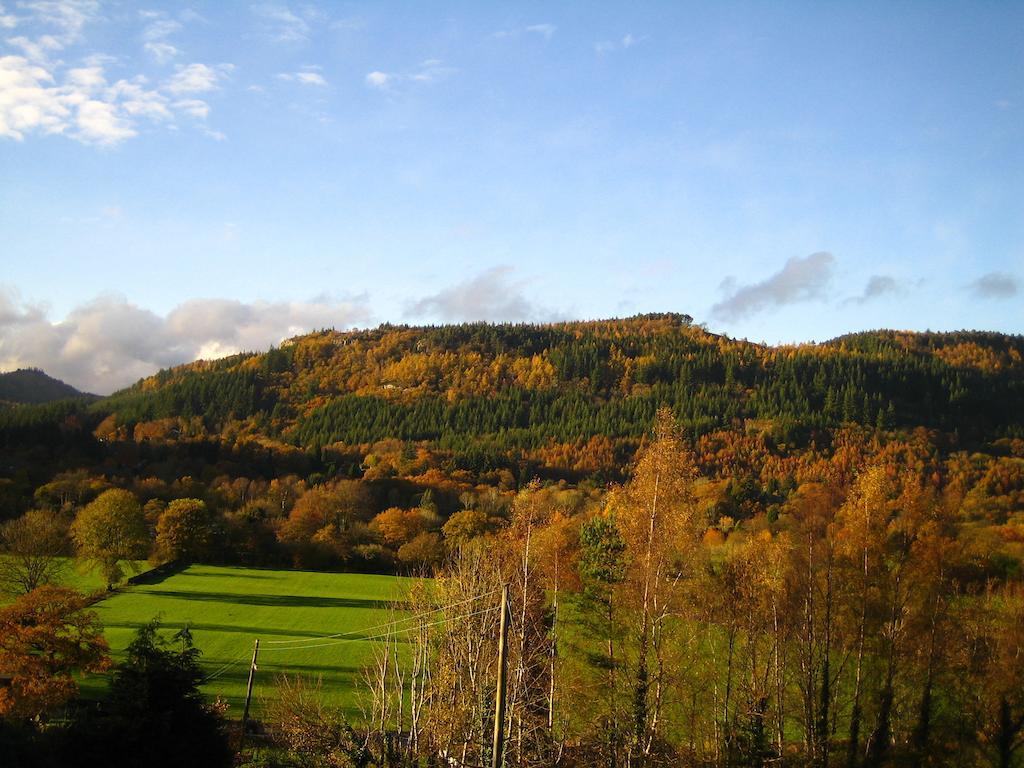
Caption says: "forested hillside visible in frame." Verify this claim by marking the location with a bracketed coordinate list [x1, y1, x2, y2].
[1, 314, 1022, 574]
[93, 314, 1024, 449]
[0, 368, 92, 406]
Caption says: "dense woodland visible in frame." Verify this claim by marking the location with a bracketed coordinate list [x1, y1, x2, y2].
[2, 315, 1024, 766]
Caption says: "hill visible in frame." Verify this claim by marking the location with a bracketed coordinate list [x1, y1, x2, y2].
[1, 314, 1022, 523]
[0, 368, 93, 406]
[97, 314, 1023, 447]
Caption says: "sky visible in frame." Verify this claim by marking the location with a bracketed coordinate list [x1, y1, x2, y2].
[1, 1, 1022, 394]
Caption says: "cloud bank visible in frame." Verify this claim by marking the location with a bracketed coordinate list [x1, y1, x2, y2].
[0, 290, 371, 394]
[404, 266, 554, 324]
[711, 251, 835, 321]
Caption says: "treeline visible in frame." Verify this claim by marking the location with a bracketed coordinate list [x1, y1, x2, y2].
[3, 417, 1023, 584]
[340, 409, 1024, 768]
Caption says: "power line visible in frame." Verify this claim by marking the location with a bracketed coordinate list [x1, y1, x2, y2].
[260, 587, 501, 646]
[258, 605, 500, 653]
[203, 652, 248, 682]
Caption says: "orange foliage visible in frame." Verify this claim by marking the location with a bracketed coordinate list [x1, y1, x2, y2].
[0, 586, 110, 718]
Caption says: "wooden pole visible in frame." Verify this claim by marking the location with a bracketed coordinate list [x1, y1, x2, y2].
[240, 638, 260, 751]
[491, 586, 510, 768]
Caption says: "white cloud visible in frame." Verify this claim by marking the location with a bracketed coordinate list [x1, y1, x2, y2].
[5, 33, 62, 62]
[0, 3, 16, 29]
[365, 70, 390, 88]
[165, 62, 231, 94]
[0, 53, 228, 145]
[143, 41, 178, 63]
[251, 3, 310, 44]
[138, 9, 185, 63]
[0, 289, 373, 394]
[410, 59, 454, 83]
[0, 2, 228, 145]
[294, 71, 326, 86]
[595, 32, 643, 54]
[711, 252, 836, 321]
[173, 98, 209, 119]
[18, 0, 98, 45]
[278, 68, 328, 86]
[0, 55, 68, 139]
[75, 98, 135, 143]
[141, 18, 180, 41]
[365, 60, 454, 90]
[525, 23, 556, 40]
[405, 265, 556, 323]
[110, 77, 171, 120]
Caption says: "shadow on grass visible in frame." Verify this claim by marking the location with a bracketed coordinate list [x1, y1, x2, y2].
[143, 589, 405, 610]
[103, 619, 414, 643]
[125, 560, 186, 586]
[178, 570, 275, 580]
[245, 662, 362, 676]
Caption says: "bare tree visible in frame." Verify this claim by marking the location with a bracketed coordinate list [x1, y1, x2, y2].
[0, 508, 69, 595]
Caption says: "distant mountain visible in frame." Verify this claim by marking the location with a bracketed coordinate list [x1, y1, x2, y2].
[0, 368, 94, 405]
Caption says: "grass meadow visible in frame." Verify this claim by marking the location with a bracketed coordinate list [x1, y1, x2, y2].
[0, 557, 149, 606]
[75, 565, 415, 719]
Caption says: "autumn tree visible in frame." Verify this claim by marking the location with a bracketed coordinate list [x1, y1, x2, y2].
[397, 532, 445, 570]
[501, 481, 559, 766]
[71, 488, 150, 586]
[614, 406, 701, 763]
[32, 469, 108, 512]
[370, 507, 427, 548]
[0, 585, 109, 718]
[0, 508, 69, 595]
[279, 480, 373, 566]
[153, 498, 212, 564]
[442, 508, 492, 547]
[783, 480, 843, 766]
[834, 465, 892, 768]
[958, 587, 1024, 768]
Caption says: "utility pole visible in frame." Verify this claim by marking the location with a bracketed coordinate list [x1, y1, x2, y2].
[240, 638, 260, 751]
[491, 586, 510, 768]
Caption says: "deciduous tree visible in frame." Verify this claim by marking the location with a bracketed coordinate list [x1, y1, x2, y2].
[70, 488, 149, 586]
[0, 585, 109, 719]
[153, 498, 211, 563]
[0, 508, 69, 595]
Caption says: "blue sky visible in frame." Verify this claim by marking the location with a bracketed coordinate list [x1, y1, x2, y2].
[1, 1, 1022, 393]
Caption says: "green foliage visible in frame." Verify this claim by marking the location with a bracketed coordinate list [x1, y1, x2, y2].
[154, 498, 211, 563]
[88, 619, 233, 768]
[578, 515, 626, 601]
[71, 489, 149, 585]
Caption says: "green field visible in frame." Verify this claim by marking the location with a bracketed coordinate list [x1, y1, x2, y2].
[0, 557, 149, 606]
[78, 565, 415, 719]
